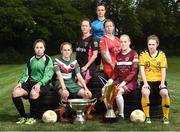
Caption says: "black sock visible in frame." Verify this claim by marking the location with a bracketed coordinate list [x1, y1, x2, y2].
[29, 98, 40, 119]
[12, 97, 27, 118]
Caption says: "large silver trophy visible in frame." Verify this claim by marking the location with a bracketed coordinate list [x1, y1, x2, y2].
[62, 98, 96, 124]
[98, 77, 119, 123]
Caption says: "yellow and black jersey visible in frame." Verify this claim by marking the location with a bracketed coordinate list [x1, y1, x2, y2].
[139, 50, 167, 82]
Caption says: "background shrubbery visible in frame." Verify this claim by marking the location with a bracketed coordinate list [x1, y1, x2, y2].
[0, 0, 179, 63]
[0, 47, 23, 64]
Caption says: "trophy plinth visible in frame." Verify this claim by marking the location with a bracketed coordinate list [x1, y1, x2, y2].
[74, 110, 85, 124]
[62, 98, 96, 124]
[102, 83, 119, 123]
[103, 108, 118, 123]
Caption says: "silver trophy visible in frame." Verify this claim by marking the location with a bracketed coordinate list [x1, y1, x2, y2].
[62, 98, 97, 124]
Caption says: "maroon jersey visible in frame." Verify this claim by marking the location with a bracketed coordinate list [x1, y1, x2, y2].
[111, 49, 139, 91]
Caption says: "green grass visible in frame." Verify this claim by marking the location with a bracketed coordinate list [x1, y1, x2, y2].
[0, 57, 180, 131]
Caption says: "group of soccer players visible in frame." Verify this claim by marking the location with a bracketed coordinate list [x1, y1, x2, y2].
[12, 3, 170, 125]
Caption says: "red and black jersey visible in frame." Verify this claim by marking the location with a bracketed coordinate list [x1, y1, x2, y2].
[112, 49, 139, 86]
[76, 35, 98, 74]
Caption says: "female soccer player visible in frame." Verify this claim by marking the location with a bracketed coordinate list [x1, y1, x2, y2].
[91, 3, 106, 41]
[91, 3, 107, 69]
[100, 19, 121, 78]
[139, 35, 170, 124]
[54, 42, 92, 100]
[76, 18, 98, 83]
[12, 39, 54, 124]
[103, 34, 138, 118]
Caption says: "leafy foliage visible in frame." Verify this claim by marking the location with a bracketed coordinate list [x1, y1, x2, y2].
[0, 0, 179, 63]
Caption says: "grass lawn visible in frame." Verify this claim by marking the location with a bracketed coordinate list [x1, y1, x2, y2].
[0, 56, 180, 131]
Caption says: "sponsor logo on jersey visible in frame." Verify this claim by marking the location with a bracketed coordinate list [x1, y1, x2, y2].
[76, 47, 86, 52]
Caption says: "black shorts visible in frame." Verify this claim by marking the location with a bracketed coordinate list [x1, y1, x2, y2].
[21, 80, 50, 96]
[140, 81, 168, 96]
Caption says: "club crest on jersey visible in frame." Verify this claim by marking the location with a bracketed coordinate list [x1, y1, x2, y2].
[125, 57, 129, 61]
[84, 42, 88, 47]
[156, 61, 161, 67]
[70, 64, 76, 69]
[94, 41, 98, 47]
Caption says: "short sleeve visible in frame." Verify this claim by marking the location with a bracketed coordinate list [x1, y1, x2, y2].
[139, 52, 145, 66]
[100, 37, 107, 52]
[54, 65, 60, 72]
[132, 52, 139, 65]
[161, 52, 167, 68]
[92, 38, 99, 51]
[73, 62, 80, 75]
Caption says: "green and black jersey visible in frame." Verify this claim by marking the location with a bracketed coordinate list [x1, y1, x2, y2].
[18, 54, 54, 86]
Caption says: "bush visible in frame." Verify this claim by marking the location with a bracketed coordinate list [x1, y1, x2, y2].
[0, 47, 24, 64]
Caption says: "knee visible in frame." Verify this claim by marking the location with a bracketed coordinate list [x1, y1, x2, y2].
[160, 89, 169, 98]
[64, 90, 69, 96]
[118, 88, 124, 95]
[12, 89, 22, 97]
[12, 90, 18, 97]
[141, 88, 150, 98]
[30, 90, 39, 99]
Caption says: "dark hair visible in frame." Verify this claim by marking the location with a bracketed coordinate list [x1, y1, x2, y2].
[60, 42, 72, 51]
[80, 18, 91, 26]
[147, 35, 160, 46]
[103, 19, 115, 28]
[33, 39, 46, 48]
[96, 3, 106, 10]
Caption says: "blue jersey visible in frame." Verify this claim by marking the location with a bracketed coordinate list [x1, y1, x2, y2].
[91, 19, 106, 41]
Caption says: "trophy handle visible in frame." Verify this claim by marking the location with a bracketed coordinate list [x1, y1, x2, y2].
[89, 98, 97, 105]
[86, 98, 97, 120]
[54, 105, 67, 122]
[61, 99, 68, 105]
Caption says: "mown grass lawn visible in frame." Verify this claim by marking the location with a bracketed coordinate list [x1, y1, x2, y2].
[0, 56, 180, 131]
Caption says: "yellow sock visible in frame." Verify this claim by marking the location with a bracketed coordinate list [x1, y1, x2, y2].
[162, 97, 170, 118]
[141, 97, 150, 117]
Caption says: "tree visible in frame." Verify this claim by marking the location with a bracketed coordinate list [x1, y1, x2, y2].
[0, 0, 34, 51]
[136, 0, 180, 53]
[24, 0, 83, 53]
[97, 0, 143, 50]
[0, 0, 84, 58]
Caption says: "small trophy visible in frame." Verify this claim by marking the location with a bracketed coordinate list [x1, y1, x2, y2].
[101, 79, 119, 123]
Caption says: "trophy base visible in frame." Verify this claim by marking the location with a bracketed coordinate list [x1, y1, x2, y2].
[102, 117, 119, 123]
[73, 111, 85, 124]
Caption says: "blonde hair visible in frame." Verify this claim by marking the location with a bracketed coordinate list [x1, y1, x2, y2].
[120, 34, 131, 43]
[60, 42, 72, 51]
[147, 35, 159, 46]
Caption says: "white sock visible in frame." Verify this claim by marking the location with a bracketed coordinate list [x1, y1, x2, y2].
[116, 94, 124, 117]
